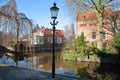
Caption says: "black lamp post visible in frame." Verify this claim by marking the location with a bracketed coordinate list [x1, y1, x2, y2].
[50, 2, 59, 80]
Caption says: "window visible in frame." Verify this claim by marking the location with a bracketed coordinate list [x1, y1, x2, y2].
[103, 32, 106, 39]
[80, 21, 86, 26]
[90, 21, 96, 27]
[80, 24, 86, 26]
[57, 37, 62, 44]
[92, 32, 96, 39]
[36, 36, 44, 44]
[36, 36, 39, 44]
[48, 37, 53, 44]
[117, 20, 120, 30]
[81, 32, 84, 36]
[90, 23, 96, 26]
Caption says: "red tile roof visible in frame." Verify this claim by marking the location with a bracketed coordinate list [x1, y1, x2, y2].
[34, 29, 44, 35]
[77, 8, 112, 21]
[44, 29, 52, 34]
[55, 30, 64, 35]
[77, 10, 96, 21]
[34, 28, 63, 35]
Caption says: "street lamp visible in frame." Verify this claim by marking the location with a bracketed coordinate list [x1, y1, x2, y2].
[50, 2, 59, 80]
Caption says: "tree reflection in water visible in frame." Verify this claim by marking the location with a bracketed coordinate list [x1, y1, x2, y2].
[74, 61, 120, 80]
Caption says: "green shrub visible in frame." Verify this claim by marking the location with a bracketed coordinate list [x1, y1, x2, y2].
[75, 34, 86, 47]
[61, 50, 86, 61]
[112, 31, 120, 54]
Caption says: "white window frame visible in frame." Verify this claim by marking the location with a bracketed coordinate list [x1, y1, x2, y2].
[57, 37, 62, 44]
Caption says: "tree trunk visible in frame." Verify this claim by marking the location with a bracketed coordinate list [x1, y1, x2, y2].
[15, 20, 19, 67]
[96, 11, 104, 50]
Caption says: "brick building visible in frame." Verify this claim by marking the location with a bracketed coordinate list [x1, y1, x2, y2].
[76, 8, 120, 44]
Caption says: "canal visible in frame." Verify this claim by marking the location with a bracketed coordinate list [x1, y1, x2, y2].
[0, 52, 120, 80]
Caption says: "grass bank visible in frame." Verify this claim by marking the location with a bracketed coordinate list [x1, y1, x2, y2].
[61, 50, 120, 64]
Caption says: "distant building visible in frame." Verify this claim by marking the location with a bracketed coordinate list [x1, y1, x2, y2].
[76, 8, 120, 44]
[33, 28, 64, 45]
[33, 25, 65, 51]
[33, 24, 40, 33]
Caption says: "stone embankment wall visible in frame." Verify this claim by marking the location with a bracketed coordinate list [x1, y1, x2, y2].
[77, 55, 120, 64]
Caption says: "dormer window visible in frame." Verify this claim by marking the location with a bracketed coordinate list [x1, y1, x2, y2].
[90, 23, 96, 26]
[80, 24, 86, 26]
[80, 21, 86, 26]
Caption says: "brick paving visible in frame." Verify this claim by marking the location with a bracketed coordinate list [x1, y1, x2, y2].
[0, 64, 85, 80]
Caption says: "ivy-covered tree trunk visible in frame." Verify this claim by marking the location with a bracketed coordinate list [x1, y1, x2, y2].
[113, 31, 120, 59]
[96, 11, 104, 50]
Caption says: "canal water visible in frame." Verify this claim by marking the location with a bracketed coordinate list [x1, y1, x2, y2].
[0, 52, 120, 80]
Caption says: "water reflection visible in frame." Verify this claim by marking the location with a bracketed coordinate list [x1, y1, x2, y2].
[0, 54, 16, 66]
[0, 52, 120, 80]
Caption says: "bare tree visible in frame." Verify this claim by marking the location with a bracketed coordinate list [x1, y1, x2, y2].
[104, 11, 120, 36]
[69, 23, 75, 42]
[63, 25, 70, 39]
[63, 23, 75, 49]
[63, 0, 120, 50]
[0, 0, 33, 52]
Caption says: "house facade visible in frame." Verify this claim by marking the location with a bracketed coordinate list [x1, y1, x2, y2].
[33, 27, 65, 51]
[33, 28, 64, 45]
[76, 8, 120, 44]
